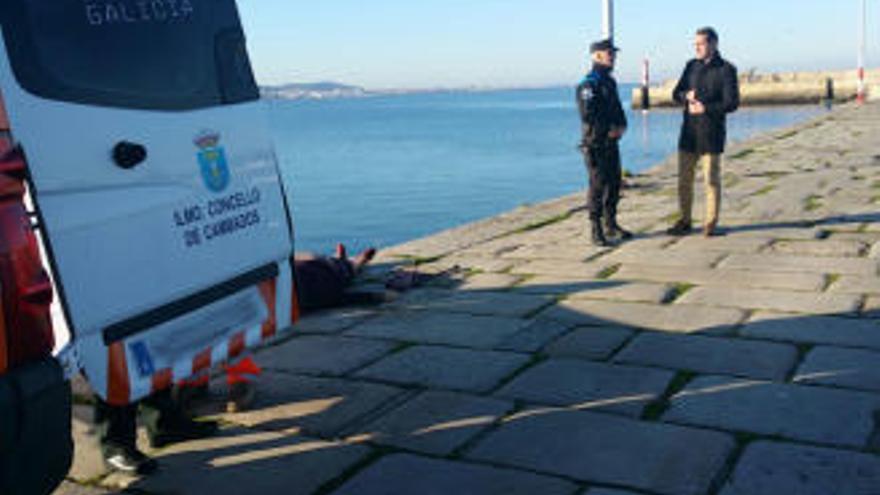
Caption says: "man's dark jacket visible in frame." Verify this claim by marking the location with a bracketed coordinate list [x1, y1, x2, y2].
[577, 65, 627, 150]
[673, 54, 740, 154]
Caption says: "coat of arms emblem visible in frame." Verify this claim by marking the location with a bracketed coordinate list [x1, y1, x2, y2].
[195, 130, 230, 193]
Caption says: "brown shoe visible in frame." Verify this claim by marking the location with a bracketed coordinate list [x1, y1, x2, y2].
[666, 220, 693, 236]
[703, 223, 721, 237]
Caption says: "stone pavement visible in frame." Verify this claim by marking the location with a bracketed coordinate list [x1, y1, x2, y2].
[60, 102, 880, 495]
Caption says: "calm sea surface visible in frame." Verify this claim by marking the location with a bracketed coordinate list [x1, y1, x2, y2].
[267, 86, 826, 254]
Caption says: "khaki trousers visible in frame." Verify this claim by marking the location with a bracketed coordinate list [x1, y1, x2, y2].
[678, 151, 722, 227]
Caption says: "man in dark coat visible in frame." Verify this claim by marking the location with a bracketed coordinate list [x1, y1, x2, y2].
[577, 38, 631, 247]
[667, 27, 740, 237]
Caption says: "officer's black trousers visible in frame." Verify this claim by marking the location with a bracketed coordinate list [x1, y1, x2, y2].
[584, 144, 622, 222]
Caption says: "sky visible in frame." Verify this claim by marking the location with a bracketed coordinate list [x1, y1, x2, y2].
[238, 0, 880, 89]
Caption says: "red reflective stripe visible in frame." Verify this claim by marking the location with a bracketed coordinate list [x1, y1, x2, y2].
[259, 279, 277, 339]
[291, 281, 301, 325]
[228, 332, 245, 359]
[151, 369, 173, 394]
[107, 342, 131, 406]
[192, 348, 212, 374]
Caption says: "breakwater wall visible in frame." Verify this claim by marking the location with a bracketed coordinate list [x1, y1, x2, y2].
[632, 68, 880, 109]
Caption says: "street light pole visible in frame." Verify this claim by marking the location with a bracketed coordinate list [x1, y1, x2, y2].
[602, 0, 614, 41]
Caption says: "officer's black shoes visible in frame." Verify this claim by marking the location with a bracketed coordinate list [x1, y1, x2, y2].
[606, 223, 633, 241]
[103, 443, 159, 475]
[148, 417, 220, 449]
[590, 221, 611, 247]
[666, 220, 693, 237]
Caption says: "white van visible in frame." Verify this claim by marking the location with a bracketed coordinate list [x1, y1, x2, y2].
[0, 0, 297, 429]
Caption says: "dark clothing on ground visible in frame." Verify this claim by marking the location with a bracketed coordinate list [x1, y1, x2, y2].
[293, 256, 357, 311]
[673, 54, 740, 154]
[577, 64, 627, 221]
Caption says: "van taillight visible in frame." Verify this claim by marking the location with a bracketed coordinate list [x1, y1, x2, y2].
[0, 144, 54, 373]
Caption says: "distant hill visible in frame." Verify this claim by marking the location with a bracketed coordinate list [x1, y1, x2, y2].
[261, 82, 368, 100]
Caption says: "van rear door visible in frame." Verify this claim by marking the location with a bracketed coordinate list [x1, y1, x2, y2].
[0, 0, 297, 404]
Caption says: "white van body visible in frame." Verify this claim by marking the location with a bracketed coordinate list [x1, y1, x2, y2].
[0, 0, 297, 404]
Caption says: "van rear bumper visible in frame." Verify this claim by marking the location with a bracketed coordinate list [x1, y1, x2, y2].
[103, 262, 279, 345]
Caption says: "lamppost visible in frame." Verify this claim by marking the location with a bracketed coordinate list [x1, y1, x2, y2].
[602, 0, 614, 41]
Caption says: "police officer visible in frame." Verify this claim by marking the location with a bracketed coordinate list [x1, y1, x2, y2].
[577, 38, 631, 247]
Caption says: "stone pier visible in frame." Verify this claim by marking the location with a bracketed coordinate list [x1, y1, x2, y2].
[60, 101, 880, 495]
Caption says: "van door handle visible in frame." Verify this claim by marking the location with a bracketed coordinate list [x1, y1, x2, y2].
[112, 141, 148, 169]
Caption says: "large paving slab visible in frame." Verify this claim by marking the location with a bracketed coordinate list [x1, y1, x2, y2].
[206, 372, 406, 437]
[356, 391, 513, 455]
[719, 253, 879, 275]
[766, 239, 868, 257]
[794, 346, 880, 392]
[494, 317, 576, 353]
[256, 336, 397, 376]
[567, 281, 674, 304]
[720, 441, 880, 495]
[664, 376, 880, 448]
[511, 276, 620, 296]
[345, 311, 527, 349]
[293, 307, 381, 335]
[543, 299, 746, 334]
[612, 263, 827, 292]
[124, 429, 371, 495]
[678, 286, 862, 314]
[614, 333, 798, 380]
[456, 272, 523, 291]
[740, 311, 880, 349]
[331, 454, 578, 495]
[543, 326, 635, 360]
[829, 275, 880, 295]
[667, 235, 773, 253]
[494, 359, 674, 417]
[501, 242, 608, 262]
[510, 260, 615, 278]
[466, 408, 735, 495]
[354, 346, 530, 393]
[402, 291, 554, 318]
[603, 248, 725, 269]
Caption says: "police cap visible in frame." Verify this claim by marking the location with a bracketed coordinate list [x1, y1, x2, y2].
[590, 38, 620, 54]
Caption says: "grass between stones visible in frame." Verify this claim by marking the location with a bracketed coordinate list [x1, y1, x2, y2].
[750, 185, 776, 197]
[514, 212, 574, 234]
[666, 283, 696, 303]
[729, 148, 755, 160]
[641, 370, 696, 421]
[776, 129, 800, 140]
[596, 264, 622, 280]
[803, 194, 824, 212]
[824, 274, 842, 291]
[723, 172, 742, 188]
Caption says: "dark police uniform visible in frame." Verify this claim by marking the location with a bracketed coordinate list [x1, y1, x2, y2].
[577, 40, 630, 246]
